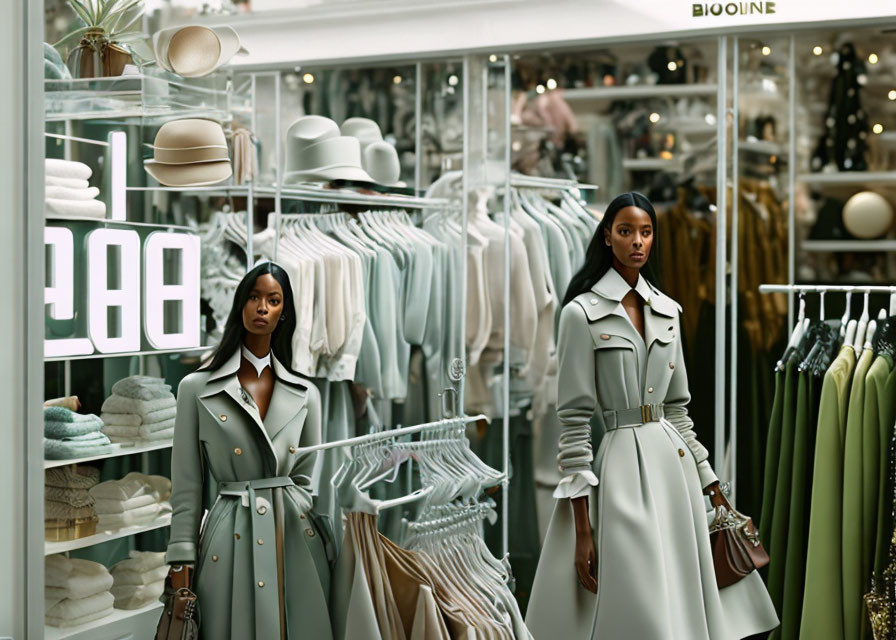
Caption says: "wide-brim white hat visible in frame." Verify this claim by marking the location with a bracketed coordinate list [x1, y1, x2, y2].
[153, 25, 244, 78]
[363, 141, 403, 186]
[284, 135, 374, 185]
[341, 117, 384, 150]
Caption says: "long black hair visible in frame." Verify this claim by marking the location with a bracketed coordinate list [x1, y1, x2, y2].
[561, 191, 662, 307]
[202, 261, 298, 373]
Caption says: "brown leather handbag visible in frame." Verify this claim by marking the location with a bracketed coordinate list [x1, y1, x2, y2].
[155, 568, 200, 640]
[708, 505, 770, 589]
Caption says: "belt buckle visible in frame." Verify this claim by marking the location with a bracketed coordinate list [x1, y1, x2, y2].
[641, 404, 655, 423]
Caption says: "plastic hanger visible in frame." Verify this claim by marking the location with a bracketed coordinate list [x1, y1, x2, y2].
[840, 289, 853, 337]
[865, 319, 878, 349]
[855, 291, 870, 352]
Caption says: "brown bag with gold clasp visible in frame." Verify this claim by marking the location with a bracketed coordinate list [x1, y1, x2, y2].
[708, 505, 770, 589]
[155, 566, 200, 640]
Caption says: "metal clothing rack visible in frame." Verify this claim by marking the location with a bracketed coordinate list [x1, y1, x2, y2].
[292, 414, 488, 453]
[759, 284, 896, 294]
[509, 173, 599, 191]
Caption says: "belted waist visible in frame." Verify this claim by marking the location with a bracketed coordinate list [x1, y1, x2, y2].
[603, 403, 664, 430]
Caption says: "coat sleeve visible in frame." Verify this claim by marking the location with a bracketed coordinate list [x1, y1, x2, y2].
[553, 301, 600, 499]
[293, 382, 322, 479]
[166, 375, 203, 564]
[664, 313, 718, 488]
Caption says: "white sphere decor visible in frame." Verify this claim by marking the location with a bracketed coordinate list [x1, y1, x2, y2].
[842, 190, 894, 239]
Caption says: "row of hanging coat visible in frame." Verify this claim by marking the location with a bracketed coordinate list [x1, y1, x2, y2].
[757, 289, 896, 640]
[318, 418, 531, 640]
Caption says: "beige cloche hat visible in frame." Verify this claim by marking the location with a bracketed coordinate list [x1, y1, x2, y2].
[144, 118, 232, 187]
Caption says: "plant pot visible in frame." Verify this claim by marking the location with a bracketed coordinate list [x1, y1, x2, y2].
[68, 28, 133, 78]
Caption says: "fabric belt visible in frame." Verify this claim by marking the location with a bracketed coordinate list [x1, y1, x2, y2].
[217, 476, 312, 639]
[603, 403, 665, 430]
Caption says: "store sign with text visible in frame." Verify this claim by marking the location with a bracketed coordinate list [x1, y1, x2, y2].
[692, 2, 776, 17]
[44, 222, 200, 358]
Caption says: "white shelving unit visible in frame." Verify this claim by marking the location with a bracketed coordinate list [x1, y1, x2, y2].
[45, 601, 164, 640]
[622, 157, 684, 171]
[798, 171, 896, 185]
[802, 239, 896, 252]
[45, 345, 211, 363]
[45, 440, 173, 469]
[563, 82, 718, 102]
[45, 514, 172, 556]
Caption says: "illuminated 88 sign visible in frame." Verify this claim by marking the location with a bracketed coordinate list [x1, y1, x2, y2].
[45, 224, 201, 357]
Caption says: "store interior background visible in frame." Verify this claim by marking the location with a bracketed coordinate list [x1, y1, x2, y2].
[4, 0, 896, 637]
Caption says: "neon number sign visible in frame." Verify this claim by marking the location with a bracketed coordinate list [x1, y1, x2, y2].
[44, 224, 201, 357]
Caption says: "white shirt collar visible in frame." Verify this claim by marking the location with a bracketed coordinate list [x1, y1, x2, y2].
[241, 345, 271, 376]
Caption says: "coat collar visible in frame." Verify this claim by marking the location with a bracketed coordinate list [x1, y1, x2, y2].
[590, 268, 678, 318]
[206, 347, 309, 388]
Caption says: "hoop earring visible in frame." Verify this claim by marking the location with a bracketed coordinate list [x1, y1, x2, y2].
[279, 315, 286, 323]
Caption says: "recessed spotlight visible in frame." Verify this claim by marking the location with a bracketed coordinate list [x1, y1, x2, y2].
[302, 73, 314, 84]
[869, 53, 879, 65]
[873, 123, 884, 134]
[448, 74, 459, 87]
[546, 78, 558, 90]
[393, 75, 402, 85]
[813, 46, 823, 56]
[489, 54, 498, 63]
[535, 84, 546, 94]
[761, 46, 771, 56]
[649, 112, 661, 123]
[888, 89, 896, 101]
[667, 61, 678, 71]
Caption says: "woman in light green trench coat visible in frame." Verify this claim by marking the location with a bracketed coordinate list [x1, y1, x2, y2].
[166, 261, 334, 640]
[526, 193, 779, 640]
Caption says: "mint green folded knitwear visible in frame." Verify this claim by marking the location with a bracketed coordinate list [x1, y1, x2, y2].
[45, 417, 104, 439]
[44, 432, 115, 460]
[44, 407, 100, 423]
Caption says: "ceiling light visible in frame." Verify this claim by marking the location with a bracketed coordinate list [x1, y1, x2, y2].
[873, 123, 884, 134]
[649, 112, 661, 123]
[546, 78, 558, 90]
[761, 46, 771, 56]
[535, 84, 546, 94]
[448, 74, 459, 86]
[813, 46, 823, 56]
[489, 54, 498, 63]
[869, 53, 879, 65]
[302, 73, 314, 84]
[667, 61, 678, 71]
[393, 75, 402, 85]
[889, 89, 896, 101]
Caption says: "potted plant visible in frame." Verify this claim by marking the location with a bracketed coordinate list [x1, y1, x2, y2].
[54, 0, 148, 78]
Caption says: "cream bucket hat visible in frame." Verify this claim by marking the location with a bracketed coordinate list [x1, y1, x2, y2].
[144, 118, 232, 187]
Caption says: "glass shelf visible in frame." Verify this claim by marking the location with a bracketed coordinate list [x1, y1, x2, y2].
[45, 68, 233, 123]
[44, 440, 173, 469]
[45, 513, 171, 555]
[45, 601, 164, 640]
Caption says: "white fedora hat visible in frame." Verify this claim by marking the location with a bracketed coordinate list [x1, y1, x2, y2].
[340, 117, 384, 150]
[363, 141, 403, 187]
[153, 25, 244, 78]
[284, 115, 341, 177]
[284, 136, 374, 184]
[144, 118, 232, 187]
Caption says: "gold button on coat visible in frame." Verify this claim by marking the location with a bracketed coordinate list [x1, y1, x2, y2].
[299, 514, 306, 520]
[648, 387, 654, 393]
[669, 362, 675, 369]
[219, 414, 227, 422]
[212, 555, 218, 562]
[289, 446, 296, 454]
[258, 581, 264, 588]
[600, 334, 610, 340]
[678, 449, 686, 458]
[257, 506, 267, 515]
[234, 533, 240, 540]
[305, 528, 315, 537]
[257, 539, 263, 545]
[233, 447, 242, 456]
[590, 299, 598, 305]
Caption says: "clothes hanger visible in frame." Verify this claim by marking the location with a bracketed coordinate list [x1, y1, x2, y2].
[864, 319, 878, 349]
[840, 289, 852, 337]
[855, 291, 870, 352]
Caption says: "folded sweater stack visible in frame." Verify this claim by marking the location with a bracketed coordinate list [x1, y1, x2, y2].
[89, 472, 171, 532]
[45, 555, 114, 628]
[45, 158, 106, 219]
[44, 406, 115, 461]
[110, 551, 168, 610]
[45, 465, 100, 541]
[101, 377, 176, 443]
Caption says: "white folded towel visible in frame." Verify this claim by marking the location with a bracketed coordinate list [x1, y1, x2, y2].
[45, 591, 114, 628]
[45, 556, 114, 600]
[46, 176, 90, 190]
[90, 476, 153, 502]
[103, 418, 175, 438]
[111, 581, 165, 610]
[45, 185, 101, 201]
[111, 563, 169, 586]
[97, 502, 161, 530]
[46, 605, 114, 629]
[46, 197, 107, 219]
[111, 550, 167, 573]
[46, 158, 92, 180]
[102, 394, 176, 416]
[106, 427, 174, 443]
[111, 376, 173, 400]
[93, 493, 158, 515]
[101, 405, 176, 427]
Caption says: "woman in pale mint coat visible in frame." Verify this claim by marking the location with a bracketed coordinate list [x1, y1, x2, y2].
[166, 262, 334, 640]
[526, 193, 778, 639]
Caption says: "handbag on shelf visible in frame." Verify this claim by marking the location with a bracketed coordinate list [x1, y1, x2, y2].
[155, 566, 200, 640]
[708, 505, 770, 589]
